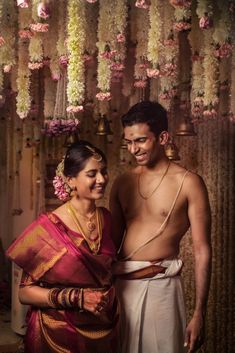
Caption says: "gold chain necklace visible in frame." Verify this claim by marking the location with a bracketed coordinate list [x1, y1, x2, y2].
[67, 202, 102, 254]
[137, 162, 171, 200]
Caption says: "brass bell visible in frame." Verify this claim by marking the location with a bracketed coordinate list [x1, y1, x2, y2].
[165, 139, 180, 161]
[175, 120, 196, 136]
[63, 132, 79, 147]
[95, 115, 113, 136]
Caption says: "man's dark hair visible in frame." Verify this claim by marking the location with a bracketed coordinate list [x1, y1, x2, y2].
[121, 101, 168, 137]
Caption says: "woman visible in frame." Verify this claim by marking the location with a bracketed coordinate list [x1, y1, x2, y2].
[6, 141, 119, 353]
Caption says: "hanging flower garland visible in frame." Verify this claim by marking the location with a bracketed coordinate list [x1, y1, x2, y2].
[171, 2, 192, 32]
[134, 6, 149, 88]
[96, 0, 116, 114]
[66, 0, 85, 114]
[188, 8, 204, 121]
[0, 0, 16, 72]
[147, 0, 163, 77]
[212, 2, 232, 59]
[16, 6, 32, 119]
[196, 0, 213, 30]
[202, 29, 219, 118]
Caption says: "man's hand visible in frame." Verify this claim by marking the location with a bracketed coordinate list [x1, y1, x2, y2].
[184, 313, 205, 352]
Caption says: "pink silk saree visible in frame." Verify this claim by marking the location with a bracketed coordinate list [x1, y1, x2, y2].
[6, 207, 119, 353]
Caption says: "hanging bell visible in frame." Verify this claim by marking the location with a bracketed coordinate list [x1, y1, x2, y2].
[175, 120, 196, 136]
[165, 139, 180, 161]
[63, 132, 79, 147]
[95, 115, 113, 136]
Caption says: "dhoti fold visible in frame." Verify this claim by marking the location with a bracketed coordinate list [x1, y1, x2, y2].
[114, 259, 187, 353]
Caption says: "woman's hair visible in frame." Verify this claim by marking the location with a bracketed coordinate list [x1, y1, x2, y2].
[121, 101, 168, 137]
[63, 140, 106, 178]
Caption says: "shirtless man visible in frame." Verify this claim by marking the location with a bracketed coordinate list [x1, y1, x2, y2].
[110, 101, 212, 353]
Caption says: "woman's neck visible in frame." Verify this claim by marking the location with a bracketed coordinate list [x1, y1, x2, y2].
[69, 197, 96, 216]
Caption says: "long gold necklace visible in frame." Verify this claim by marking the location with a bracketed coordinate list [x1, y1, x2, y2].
[137, 162, 171, 200]
[67, 202, 102, 254]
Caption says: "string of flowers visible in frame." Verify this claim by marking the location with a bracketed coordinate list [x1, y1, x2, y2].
[202, 29, 219, 118]
[133, 5, 149, 89]
[196, 0, 213, 30]
[171, 1, 192, 32]
[147, 0, 163, 78]
[56, 0, 67, 80]
[43, 1, 60, 80]
[158, 2, 179, 110]
[212, 2, 232, 59]
[66, 0, 85, 113]
[188, 8, 204, 122]
[96, 0, 115, 109]
[16, 7, 31, 119]
[0, 0, 16, 73]
[28, 0, 45, 70]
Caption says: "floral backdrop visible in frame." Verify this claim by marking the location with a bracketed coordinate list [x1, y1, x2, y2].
[0, 0, 234, 352]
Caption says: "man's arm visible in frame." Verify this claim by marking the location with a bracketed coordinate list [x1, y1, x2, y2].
[109, 176, 126, 251]
[185, 173, 212, 353]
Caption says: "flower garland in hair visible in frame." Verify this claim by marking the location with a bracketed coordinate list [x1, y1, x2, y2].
[202, 30, 219, 118]
[134, 6, 149, 88]
[147, 0, 162, 77]
[53, 158, 71, 201]
[16, 7, 31, 119]
[196, 0, 213, 30]
[67, 0, 85, 113]
[96, 0, 114, 105]
[0, 0, 16, 72]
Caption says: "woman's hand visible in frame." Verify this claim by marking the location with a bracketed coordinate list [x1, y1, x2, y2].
[83, 289, 110, 315]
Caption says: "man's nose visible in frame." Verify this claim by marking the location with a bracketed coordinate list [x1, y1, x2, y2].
[129, 141, 138, 154]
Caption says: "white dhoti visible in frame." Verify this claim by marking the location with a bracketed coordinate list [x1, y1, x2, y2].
[114, 259, 187, 353]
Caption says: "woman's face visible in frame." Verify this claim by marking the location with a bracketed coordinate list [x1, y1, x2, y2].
[69, 156, 108, 200]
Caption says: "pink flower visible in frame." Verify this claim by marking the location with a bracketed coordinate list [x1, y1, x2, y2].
[159, 91, 170, 101]
[0, 36, 5, 46]
[174, 21, 191, 32]
[53, 176, 70, 201]
[96, 92, 112, 101]
[85, 0, 98, 2]
[162, 63, 177, 77]
[28, 61, 44, 70]
[51, 72, 61, 81]
[199, 15, 213, 29]
[59, 55, 68, 67]
[83, 53, 93, 62]
[112, 71, 124, 79]
[170, 0, 191, 8]
[192, 52, 202, 62]
[66, 105, 84, 113]
[146, 68, 160, 78]
[203, 109, 217, 118]
[43, 58, 50, 66]
[19, 29, 34, 39]
[134, 80, 147, 88]
[3, 64, 12, 73]
[117, 33, 126, 42]
[99, 49, 117, 60]
[135, 0, 150, 9]
[164, 38, 177, 47]
[110, 62, 125, 71]
[214, 42, 232, 58]
[138, 63, 149, 69]
[30, 23, 49, 32]
[37, 2, 50, 19]
[194, 96, 204, 105]
[17, 0, 29, 8]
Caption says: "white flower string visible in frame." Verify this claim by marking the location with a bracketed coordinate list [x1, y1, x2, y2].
[172, 2, 192, 32]
[67, 0, 85, 113]
[147, 0, 162, 75]
[16, 6, 32, 119]
[96, 0, 114, 109]
[0, 0, 16, 72]
[202, 29, 219, 118]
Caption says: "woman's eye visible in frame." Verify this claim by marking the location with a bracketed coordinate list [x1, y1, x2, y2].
[87, 173, 96, 178]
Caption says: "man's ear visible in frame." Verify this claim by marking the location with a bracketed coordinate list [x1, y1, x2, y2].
[159, 131, 169, 145]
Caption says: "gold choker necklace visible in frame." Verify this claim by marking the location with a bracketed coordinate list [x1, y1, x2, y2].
[137, 162, 171, 200]
[67, 202, 102, 253]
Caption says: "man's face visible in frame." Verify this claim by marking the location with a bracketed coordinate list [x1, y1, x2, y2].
[124, 123, 162, 166]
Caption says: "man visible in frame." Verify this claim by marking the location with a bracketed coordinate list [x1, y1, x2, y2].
[110, 101, 212, 353]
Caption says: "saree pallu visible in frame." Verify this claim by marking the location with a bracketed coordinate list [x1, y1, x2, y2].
[6, 208, 119, 353]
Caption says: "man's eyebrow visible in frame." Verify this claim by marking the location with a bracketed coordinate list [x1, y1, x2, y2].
[124, 136, 147, 142]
